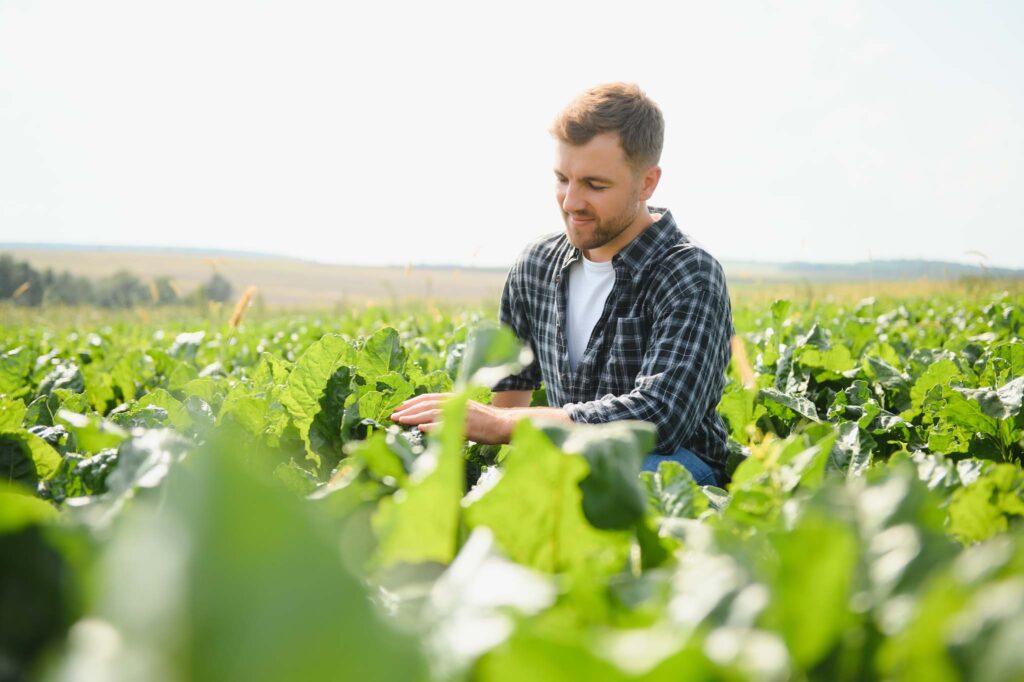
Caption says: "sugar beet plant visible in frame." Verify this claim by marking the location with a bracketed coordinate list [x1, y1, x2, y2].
[1, 294, 1022, 681]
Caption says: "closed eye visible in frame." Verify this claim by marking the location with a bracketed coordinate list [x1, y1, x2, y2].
[554, 174, 608, 191]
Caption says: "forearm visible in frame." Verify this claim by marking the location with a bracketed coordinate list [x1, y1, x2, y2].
[491, 389, 533, 408]
[492, 405, 572, 443]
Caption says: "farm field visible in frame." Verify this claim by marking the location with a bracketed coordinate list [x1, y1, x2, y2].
[2, 290, 1023, 681]
[7, 246, 1021, 308]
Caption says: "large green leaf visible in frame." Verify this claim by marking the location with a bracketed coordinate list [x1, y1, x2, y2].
[907, 359, 961, 419]
[56, 409, 129, 454]
[357, 327, 407, 378]
[641, 460, 708, 521]
[0, 482, 58, 532]
[956, 376, 1024, 421]
[557, 421, 653, 530]
[948, 464, 1024, 543]
[828, 421, 874, 476]
[760, 511, 859, 668]
[281, 334, 355, 464]
[0, 430, 62, 488]
[797, 345, 858, 380]
[759, 387, 820, 422]
[0, 397, 26, 431]
[52, 438, 427, 682]
[718, 384, 763, 443]
[372, 393, 467, 568]
[456, 323, 532, 389]
[463, 420, 630, 575]
[0, 347, 33, 398]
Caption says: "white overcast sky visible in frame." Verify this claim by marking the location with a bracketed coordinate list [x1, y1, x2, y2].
[1, 0, 1022, 268]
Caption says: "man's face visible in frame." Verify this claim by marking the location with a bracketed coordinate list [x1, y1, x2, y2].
[554, 132, 649, 254]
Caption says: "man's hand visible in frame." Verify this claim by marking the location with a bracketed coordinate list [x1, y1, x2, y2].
[389, 393, 573, 444]
[389, 393, 514, 444]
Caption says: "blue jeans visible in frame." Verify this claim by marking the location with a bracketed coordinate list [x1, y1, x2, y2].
[642, 447, 722, 487]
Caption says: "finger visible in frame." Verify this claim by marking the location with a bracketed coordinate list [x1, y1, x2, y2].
[418, 421, 440, 433]
[391, 399, 443, 420]
[394, 408, 443, 426]
[396, 392, 453, 409]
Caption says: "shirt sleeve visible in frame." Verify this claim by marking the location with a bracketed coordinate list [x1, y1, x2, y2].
[562, 285, 732, 453]
[492, 260, 543, 392]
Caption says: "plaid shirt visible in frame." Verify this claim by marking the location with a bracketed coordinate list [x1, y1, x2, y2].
[493, 207, 734, 473]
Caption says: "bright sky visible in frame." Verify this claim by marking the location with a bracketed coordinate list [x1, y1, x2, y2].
[1, 0, 1022, 269]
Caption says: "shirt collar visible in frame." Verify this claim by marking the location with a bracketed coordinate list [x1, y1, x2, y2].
[559, 206, 680, 272]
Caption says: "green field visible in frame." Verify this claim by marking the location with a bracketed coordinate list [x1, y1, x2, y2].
[2, 290, 1023, 681]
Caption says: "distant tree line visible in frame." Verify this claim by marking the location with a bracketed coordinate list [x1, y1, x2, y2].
[0, 254, 234, 308]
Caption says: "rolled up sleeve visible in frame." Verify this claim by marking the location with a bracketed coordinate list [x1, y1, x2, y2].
[562, 286, 732, 453]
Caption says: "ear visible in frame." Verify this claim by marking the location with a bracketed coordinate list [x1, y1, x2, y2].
[638, 165, 662, 202]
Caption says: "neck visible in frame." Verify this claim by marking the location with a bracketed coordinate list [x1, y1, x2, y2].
[583, 203, 658, 262]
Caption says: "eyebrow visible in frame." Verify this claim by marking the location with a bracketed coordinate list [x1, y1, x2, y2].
[553, 171, 614, 184]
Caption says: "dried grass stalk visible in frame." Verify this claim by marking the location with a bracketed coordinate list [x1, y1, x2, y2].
[730, 335, 756, 388]
[229, 285, 258, 329]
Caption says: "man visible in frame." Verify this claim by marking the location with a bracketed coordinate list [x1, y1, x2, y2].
[391, 83, 733, 487]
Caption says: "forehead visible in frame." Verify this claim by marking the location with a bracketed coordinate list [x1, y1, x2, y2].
[554, 132, 631, 176]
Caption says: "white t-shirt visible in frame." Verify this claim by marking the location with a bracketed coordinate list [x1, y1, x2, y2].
[567, 255, 616, 372]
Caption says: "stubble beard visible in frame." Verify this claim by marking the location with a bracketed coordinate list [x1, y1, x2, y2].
[564, 196, 642, 252]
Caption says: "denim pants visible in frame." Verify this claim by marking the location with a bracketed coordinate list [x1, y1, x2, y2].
[641, 447, 722, 487]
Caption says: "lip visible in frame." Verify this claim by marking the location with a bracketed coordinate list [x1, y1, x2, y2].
[570, 216, 594, 226]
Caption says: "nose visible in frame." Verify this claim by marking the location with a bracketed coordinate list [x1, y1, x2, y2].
[561, 182, 586, 214]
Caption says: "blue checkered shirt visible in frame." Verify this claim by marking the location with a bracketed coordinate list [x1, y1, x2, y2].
[493, 208, 734, 473]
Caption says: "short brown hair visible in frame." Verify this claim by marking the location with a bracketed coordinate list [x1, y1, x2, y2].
[550, 82, 664, 171]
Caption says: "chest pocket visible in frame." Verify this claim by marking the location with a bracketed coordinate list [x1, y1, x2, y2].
[602, 315, 646, 389]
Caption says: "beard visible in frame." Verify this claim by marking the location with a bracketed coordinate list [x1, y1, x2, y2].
[562, 196, 642, 252]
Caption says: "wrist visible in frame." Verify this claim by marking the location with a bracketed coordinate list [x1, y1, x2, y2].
[496, 408, 519, 443]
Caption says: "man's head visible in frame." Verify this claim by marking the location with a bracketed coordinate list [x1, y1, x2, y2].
[551, 83, 664, 259]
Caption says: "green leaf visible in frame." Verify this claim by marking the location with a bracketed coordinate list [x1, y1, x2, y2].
[770, 299, 791, 330]
[135, 389, 193, 432]
[0, 397, 27, 431]
[357, 327, 406, 378]
[82, 363, 116, 412]
[0, 430, 62, 488]
[56, 409, 129, 454]
[36, 362, 84, 400]
[281, 334, 355, 465]
[760, 511, 859, 668]
[939, 390, 999, 439]
[828, 421, 874, 476]
[456, 323, 532, 389]
[307, 366, 354, 458]
[718, 384, 763, 443]
[474, 631, 631, 682]
[179, 377, 222, 406]
[372, 393, 467, 567]
[560, 421, 653, 530]
[907, 359, 961, 418]
[0, 347, 33, 398]
[641, 460, 708, 520]
[957, 376, 1024, 421]
[60, 437, 427, 682]
[463, 420, 630, 575]
[759, 387, 820, 422]
[798, 345, 858, 379]
[272, 461, 318, 497]
[346, 432, 409, 485]
[864, 355, 909, 391]
[948, 464, 1024, 543]
[0, 482, 59, 532]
